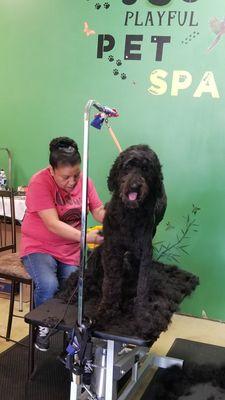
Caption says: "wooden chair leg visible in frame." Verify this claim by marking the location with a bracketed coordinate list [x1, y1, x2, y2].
[19, 283, 23, 312]
[6, 280, 16, 341]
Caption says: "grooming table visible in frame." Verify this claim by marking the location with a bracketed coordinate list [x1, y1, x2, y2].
[25, 298, 183, 400]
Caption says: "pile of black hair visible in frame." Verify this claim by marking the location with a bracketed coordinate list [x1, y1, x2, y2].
[147, 362, 225, 399]
[58, 246, 199, 343]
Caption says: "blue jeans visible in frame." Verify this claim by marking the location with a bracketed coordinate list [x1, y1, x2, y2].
[22, 253, 79, 307]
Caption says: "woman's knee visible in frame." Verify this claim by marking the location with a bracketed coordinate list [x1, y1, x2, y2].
[22, 253, 58, 295]
[37, 277, 59, 297]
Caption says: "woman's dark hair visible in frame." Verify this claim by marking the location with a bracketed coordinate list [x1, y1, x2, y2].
[49, 137, 81, 168]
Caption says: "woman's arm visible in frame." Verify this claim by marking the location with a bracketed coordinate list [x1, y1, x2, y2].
[91, 205, 105, 223]
[38, 208, 103, 244]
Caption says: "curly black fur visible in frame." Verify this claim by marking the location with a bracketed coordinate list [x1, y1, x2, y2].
[98, 145, 167, 324]
[58, 144, 199, 341]
[147, 363, 225, 399]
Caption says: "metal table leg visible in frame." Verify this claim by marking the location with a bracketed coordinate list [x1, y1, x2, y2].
[70, 376, 83, 400]
[105, 340, 117, 400]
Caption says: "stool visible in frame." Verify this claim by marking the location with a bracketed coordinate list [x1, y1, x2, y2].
[0, 252, 33, 341]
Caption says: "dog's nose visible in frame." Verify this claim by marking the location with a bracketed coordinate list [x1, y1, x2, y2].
[130, 183, 140, 191]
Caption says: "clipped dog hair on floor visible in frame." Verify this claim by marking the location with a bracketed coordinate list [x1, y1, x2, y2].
[147, 362, 225, 399]
[58, 144, 199, 341]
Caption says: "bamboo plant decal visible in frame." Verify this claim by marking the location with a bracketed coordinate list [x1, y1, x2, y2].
[153, 204, 201, 263]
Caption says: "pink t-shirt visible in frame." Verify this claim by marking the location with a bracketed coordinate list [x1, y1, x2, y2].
[20, 168, 102, 265]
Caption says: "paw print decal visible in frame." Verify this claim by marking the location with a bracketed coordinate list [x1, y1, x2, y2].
[104, 2, 110, 8]
[108, 55, 114, 62]
[95, 3, 101, 9]
[107, 57, 128, 80]
[113, 69, 119, 75]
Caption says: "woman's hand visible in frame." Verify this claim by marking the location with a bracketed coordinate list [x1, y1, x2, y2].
[92, 205, 105, 223]
[86, 229, 104, 245]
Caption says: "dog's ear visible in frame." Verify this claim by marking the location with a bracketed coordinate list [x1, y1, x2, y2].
[151, 154, 165, 200]
[107, 155, 123, 192]
[155, 166, 164, 199]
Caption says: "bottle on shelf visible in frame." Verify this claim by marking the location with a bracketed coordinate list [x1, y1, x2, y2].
[0, 169, 7, 190]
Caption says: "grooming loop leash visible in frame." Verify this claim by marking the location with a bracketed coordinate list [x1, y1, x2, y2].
[105, 118, 122, 154]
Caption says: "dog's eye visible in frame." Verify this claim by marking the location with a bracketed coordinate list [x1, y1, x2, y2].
[123, 164, 130, 172]
[141, 165, 148, 172]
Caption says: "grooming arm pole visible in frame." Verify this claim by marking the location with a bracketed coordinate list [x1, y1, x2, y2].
[78, 99, 94, 327]
[78, 99, 115, 328]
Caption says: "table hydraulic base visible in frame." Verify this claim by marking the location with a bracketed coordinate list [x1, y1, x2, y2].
[70, 338, 183, 400]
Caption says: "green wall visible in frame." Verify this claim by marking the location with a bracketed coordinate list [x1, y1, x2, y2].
[0, 0, 225, 320]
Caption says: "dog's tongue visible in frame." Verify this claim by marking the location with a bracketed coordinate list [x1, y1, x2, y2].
[128, 192, 138, 201]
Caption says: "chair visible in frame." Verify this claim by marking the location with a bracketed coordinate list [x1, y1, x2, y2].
[0, 189, 33, 341]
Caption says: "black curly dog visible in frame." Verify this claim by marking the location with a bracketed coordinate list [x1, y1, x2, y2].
[97, 144, 167, 323]
[59, 144, 198, 340]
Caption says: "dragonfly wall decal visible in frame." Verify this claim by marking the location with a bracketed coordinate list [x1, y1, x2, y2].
[83, 21, 96, 37]
[208, 16, 225, 52]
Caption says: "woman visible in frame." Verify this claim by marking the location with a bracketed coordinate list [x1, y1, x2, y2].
[20, 137, 104, 350]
